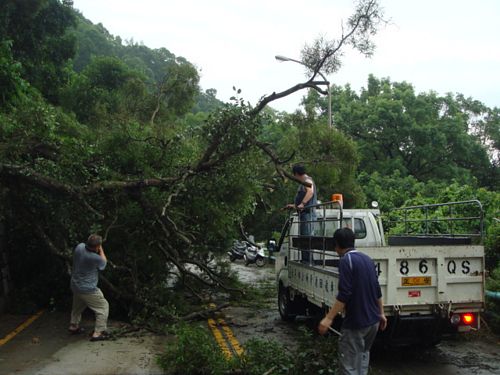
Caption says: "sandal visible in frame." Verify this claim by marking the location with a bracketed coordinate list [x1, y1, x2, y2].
[90, 331, 111, 342]
[68, 327, 85, 335]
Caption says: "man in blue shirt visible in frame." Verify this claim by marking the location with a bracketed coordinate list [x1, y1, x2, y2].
[68, 234, 110, 341]
[318, 228, 387, 375]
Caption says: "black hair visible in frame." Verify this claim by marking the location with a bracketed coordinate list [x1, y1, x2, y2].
[292, 164, 306, 176]
[333, 228, 355, 249]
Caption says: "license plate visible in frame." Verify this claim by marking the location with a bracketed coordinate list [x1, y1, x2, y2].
[401, 276, 432, 286]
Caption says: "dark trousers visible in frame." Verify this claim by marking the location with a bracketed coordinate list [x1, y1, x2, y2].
[299, 211, 315, 264]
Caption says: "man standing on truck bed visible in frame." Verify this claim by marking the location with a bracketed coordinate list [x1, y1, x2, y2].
[285, 164, 317, 264]
[318, 228, 387, 375]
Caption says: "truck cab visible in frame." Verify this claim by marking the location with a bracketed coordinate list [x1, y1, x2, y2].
[275, 199, 485, 346]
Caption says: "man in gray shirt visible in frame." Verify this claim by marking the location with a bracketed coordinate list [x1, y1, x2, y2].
[68, 234, 110, 341]
[285, 165, 317, 264]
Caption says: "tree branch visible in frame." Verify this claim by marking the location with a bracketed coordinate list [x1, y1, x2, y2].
[254, 141, 312, 187]
[0, 163, 180, 195]
[252, 81, 329, 115]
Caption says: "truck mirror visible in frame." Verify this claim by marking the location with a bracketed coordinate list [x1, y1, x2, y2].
[267, 239, 277, 253]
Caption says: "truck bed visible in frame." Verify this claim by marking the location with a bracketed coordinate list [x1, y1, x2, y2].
[286, 245, 484, 315]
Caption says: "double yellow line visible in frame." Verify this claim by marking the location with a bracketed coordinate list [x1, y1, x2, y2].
[207, 317, 244, 359]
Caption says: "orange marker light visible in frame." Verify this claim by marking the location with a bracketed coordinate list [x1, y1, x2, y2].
[462, 313, 474, 325]
[331, 193, 343, 207]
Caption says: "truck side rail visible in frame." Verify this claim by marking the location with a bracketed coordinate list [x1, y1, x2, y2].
[387, 200, 484, 245]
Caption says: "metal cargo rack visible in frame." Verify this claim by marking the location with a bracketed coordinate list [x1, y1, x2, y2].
[386, 200, 484, 246]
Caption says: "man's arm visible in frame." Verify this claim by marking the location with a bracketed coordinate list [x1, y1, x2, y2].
[297, 184, 314, 210]
[318, 299, 345, 335]
[97, 245, 107, 270]
[378, 297, 387, 331]
[374, 264, 387, 331]
[318, 257, 352, 335]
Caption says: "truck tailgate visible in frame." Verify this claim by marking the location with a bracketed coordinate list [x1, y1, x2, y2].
[364, 245, 484, 309]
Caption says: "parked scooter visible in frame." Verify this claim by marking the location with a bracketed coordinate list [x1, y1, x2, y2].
[244, 243, 266, 267]
[228, 240, 247, 262]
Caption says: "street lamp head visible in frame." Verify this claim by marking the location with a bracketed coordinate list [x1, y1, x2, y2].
[275, 55, 291, 62]
[273, 53, 333, 128]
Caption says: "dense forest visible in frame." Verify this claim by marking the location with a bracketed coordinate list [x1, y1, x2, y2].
[0, 0, 498, 322]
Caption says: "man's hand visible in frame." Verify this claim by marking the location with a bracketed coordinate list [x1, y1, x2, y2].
[318, 316, 333, 336]
[379, 314, 387, 331]
[97, 244, 107, 263]
[297, 203, 305, 211]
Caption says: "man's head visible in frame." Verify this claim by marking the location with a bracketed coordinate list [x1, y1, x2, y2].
[86, 234, 103, 252]
[333, 228, 355, 256]
[292, 164, 307, 181]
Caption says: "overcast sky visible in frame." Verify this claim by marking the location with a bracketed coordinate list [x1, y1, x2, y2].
[73, 0, 500, 112]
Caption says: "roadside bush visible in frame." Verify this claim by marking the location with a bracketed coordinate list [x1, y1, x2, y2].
[485, 265, 500, 334]
[487, 265, 500, 291]
[157, 323, 233, 375]
[157, 323, 340, 375]
[485, 223, 500, 269]
[237, 338, 294, 375]
[292, 328, 338, 375]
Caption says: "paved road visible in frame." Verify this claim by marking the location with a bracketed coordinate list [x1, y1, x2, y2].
[226, 261, 500, 375]
[1, 261, 499, 375]
[0, 311, 164, 375]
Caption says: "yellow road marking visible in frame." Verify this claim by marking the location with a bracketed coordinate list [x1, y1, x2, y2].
[207, 318, 233, 359]
[217, 318, 244, 356]
[0, 309, 45, 346]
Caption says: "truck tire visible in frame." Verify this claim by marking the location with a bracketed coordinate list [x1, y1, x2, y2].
[278, 285, 309, 322]
[256, 256, 266, 267]
[278, 285, 296, 321]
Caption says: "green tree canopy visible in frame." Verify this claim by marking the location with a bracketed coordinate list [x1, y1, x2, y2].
[0, 0, 76, 102]
[310, 75, 498, 188]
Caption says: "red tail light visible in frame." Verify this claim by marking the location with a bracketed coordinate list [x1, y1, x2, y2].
[462, 313, 474, 325]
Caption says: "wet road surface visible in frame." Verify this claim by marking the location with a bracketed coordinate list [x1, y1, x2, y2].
[1, 260, 498, 374]
[0, 311, 164, 375]
[226, 261, 500, 375]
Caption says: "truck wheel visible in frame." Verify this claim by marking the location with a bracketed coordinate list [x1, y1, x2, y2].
[256, 257, 266, 267]
[278, 285, 297, 322]
[229, 255, 236, 262]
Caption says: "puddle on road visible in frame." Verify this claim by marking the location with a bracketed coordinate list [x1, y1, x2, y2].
[222, 305, 304, 349]
[229, 261, 275, 285]
[222, 262, 305, 349]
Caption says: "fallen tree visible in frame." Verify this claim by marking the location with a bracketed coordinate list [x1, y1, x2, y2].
[0, 0, 385, 319]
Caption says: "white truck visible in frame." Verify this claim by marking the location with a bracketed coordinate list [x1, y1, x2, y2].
[274, 199, 485, 345]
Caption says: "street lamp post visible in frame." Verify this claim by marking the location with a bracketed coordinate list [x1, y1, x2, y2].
[275, 55, 332, 128]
